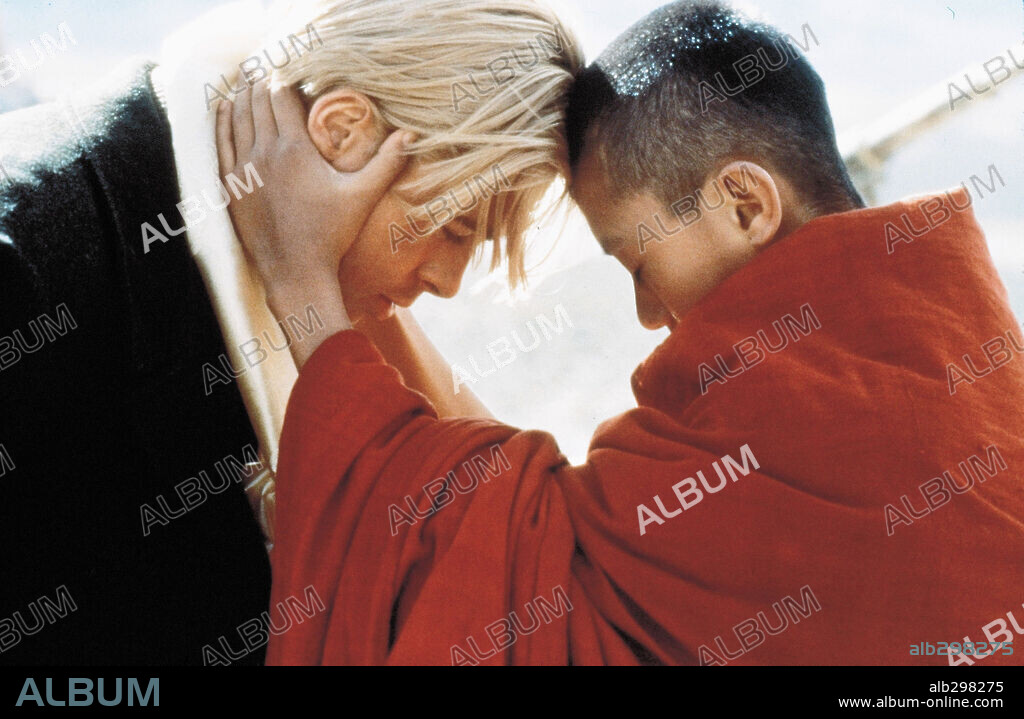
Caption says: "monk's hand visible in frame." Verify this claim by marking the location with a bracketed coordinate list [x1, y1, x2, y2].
[215, 78, 414, 298]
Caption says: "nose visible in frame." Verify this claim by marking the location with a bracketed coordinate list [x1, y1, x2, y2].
[634, 280, 673, 331]
[420, 240, 474, 299]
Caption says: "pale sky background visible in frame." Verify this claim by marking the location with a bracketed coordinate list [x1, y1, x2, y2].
[1, 0, 1022, 462]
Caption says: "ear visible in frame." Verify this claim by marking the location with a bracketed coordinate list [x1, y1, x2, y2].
[713, 161, 782, 251]
[306, 88, 384, 172]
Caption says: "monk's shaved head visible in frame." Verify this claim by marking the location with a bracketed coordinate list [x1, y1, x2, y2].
[566, 0, 863, 215]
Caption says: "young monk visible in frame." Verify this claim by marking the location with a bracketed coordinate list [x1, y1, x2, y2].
[219, 0, 1024, 665]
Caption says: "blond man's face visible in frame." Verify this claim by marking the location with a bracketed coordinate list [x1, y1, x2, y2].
[337, 161, 484, 323]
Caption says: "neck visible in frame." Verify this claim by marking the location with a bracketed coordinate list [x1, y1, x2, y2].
[777, 189, 862, 242]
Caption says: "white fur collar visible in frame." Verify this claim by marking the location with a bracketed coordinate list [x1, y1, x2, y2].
[152, 1, 298, 552]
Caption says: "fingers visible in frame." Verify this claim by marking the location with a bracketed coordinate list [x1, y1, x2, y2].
[251, 78, 278, 146]
[215, 100, 235, 176]
[357, 129, 416, 197]
[231, 84, 255, 155]
[269, 84, 308, 140]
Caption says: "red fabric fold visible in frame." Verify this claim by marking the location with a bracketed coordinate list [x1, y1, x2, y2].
[267, 190, 1024, 666]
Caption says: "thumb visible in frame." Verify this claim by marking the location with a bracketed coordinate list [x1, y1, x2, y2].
[356, 129, 416, 197]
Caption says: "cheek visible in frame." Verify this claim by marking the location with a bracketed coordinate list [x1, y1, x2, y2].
[339, 203, 404, 289]
[644, 233, 720, 311]
[340, 216, 450, 308]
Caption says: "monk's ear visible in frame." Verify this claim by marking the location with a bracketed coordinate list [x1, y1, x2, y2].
[715, 161, 782, 251]
[306, 88, 384, 173]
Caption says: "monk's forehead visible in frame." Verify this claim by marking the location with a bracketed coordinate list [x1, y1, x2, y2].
[572, 147, 634, 244]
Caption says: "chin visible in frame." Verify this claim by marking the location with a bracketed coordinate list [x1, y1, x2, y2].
[342, 300, 365, 325]
[346, 294, 395, 324]
[373, 300, 397, 321]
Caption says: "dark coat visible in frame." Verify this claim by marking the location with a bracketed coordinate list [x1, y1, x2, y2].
[0, 59, 271, 665]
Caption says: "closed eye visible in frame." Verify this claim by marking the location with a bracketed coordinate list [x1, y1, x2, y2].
[445, 230, 471, 247]
[444, 219, 476, 246]
[447, 218, 474, 237]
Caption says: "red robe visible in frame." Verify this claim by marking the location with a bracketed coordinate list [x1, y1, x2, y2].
[265, 189, 1024, 665]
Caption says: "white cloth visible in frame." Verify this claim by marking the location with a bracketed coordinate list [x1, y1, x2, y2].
[151, 1, 298, 552]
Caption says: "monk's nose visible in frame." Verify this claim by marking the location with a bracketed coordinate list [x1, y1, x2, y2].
[635, 282, 672, 331]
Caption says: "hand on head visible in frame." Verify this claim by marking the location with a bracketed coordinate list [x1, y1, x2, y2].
[215, 78, 415, 301]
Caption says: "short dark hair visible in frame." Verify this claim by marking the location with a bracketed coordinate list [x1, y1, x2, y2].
[566, 0, 863, 214]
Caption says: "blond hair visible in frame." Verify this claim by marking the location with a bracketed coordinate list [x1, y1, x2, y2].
[263, 0, 583, 287]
